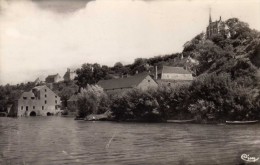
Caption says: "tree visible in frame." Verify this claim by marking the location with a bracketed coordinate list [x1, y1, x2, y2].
[130, 58, 149, 74]
[225, 18, 251, 40]
[112, 62, 127, 76]
[75, 63, 109, 88]
[77, 85, 110, 118]
[195, 40, 225, 75]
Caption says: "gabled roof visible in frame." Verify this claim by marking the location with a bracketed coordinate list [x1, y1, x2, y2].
[46, 74, 60, 79]
[159, 66, 191, 74]
[97, 72, 150, 90]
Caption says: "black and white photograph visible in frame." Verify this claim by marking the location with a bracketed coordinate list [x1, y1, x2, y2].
[0, 0, 260, 164]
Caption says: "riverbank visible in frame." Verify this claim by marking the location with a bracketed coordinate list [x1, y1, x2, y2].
[75, 72, 259, 124]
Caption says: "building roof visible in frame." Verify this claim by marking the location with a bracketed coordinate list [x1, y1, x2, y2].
[46, 74, 60, 79]
[97, 72, 150, 90]
[159, 66, 191, 74]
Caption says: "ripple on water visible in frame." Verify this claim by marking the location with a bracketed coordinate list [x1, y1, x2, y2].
[0, 117, 260, 165]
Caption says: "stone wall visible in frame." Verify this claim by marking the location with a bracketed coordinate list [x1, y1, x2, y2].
[161, 73, 193, 81]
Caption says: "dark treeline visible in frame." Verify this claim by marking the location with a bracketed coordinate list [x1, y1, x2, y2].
[76, 17, 260, 122]
[73, 53, 186, 89]
[76, 72, 259, 123]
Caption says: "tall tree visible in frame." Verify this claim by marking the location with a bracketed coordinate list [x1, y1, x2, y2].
[75, 63, 109, 88]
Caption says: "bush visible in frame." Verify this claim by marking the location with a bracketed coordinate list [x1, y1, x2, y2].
[154, 84, 191, 120]
[77, 85, 110, 118]
[188, 73, 260, 122]
[110, 89, 160, 122]
[188, 100, 217, 123]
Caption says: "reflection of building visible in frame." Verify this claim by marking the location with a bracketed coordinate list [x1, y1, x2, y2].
[63, 68, 76, 82]
[45, 74, 62, 83]
[97, 72, 158, 94]
[155, 66, 193, 86]
[10, 85, 61, 117]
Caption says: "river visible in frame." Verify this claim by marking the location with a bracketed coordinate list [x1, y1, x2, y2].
[0, 117, 260, 165]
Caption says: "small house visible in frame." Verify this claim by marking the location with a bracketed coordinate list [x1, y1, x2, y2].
[45, 74, 62, 83]
[156, 66, 193, 86]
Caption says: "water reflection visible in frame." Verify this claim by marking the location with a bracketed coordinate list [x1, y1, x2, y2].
[0, 117, 260, 165]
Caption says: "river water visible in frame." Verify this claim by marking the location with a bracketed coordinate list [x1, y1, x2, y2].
[0, 117, 260, 165]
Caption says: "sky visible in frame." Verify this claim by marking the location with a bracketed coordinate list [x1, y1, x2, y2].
[0, 0, 260, 85]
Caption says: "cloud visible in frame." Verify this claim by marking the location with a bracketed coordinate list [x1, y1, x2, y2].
[31, 0, 94, 13]
[0, 0, 260, 85]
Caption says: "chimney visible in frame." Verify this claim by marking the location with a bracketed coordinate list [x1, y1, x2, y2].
[67, 68, 70, 72]
[155, 66, 158, 80]
[219, 16, 222, 21]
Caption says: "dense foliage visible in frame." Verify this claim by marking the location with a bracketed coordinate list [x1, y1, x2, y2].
[188, 73, 259, 122]
[52, 81, 78, 108]
[76, 85, 110, 118]
[110, 89, 160, 122]
[109, 72, 259, 122]
[0, 82, 36, 112]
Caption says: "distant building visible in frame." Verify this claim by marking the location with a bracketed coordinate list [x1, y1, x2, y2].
[10, 85, 61, 117]
[34, 77, 44, 85]
[45, 74, 62, 83]
[97, 72, 158, 94]
[206, 11, 225, 38]
[155, 66, 193, 86]
[63, 68, 77, 82]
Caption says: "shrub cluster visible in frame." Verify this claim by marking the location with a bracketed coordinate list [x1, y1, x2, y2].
[76, 72, 259, 123]
[77, 85, 110, 118]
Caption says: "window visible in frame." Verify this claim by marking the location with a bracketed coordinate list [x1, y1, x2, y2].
[55, 105, 58, 110]
[45, 89, 47, 92]
[45, 94, 47, 98]
[55, 96, 57, 98]
[42, 106, 44, 110]
[26, 106, 28, 111]
[31, 97, 35, 99]
[45, 100, 47, 104]
[148, 80, 150, 82]
[33, 106, 35, 109]
[168, 83, 171, 86]
[23, 97, 27, 100]
[55, 100, 57, 104]
[21, 106, 23, 110]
